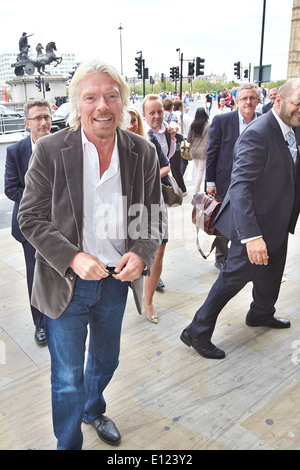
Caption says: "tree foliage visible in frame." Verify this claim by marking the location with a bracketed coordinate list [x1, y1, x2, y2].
[129, 78, 287, 97]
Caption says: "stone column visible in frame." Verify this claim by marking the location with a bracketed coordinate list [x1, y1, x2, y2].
[287, 0, 300, 79]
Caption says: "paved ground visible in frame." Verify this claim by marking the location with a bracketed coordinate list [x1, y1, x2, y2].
[0, 165, 300, 450]
[1, 102, 300, 451]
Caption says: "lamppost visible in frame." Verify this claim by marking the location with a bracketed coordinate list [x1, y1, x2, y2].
[118, 23, 123, 75]
[176, 48, 183, 98]
[258, 0, 266, 86]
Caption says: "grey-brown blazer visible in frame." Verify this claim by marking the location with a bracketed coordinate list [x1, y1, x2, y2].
[18, 126, 164, 318]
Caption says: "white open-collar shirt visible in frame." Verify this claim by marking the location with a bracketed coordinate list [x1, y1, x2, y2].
[81, 129, 125, 267]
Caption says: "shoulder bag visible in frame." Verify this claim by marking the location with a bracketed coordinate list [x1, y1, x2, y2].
[180, 114, 192, 160]
[191, 192, 222, 259]
[162, 175, 183, 207]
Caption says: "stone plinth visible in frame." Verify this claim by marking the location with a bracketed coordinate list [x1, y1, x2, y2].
[7, 75, 67, 104]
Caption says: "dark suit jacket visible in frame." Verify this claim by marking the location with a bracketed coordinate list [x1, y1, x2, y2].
[4, 136, 32, 243]
[206, 111, 240, 199]
[262, 101, 274, 114]
[18, 127, 164, 318]
[215, 110, 299, 253]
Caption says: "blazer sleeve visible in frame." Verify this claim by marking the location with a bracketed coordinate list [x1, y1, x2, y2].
[229, 127, 267, 240]
[18, 141, 80, 277]
[128, 142, 166, 271]
[205, 116, 221, 182]
[4, 146, 24, 203]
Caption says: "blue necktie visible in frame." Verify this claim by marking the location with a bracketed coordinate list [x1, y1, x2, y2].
[287, 130, 297, 164]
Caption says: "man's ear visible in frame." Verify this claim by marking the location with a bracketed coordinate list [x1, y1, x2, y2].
[273, 95, 282, 112]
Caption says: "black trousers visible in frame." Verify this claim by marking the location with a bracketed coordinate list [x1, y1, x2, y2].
[22, 240, 45, 328]
[187, 237, 288, 344]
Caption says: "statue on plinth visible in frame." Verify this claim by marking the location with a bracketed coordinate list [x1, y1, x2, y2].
[12, 33, 63, 76]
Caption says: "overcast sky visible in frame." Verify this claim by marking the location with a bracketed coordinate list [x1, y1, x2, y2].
[2, 0, 294, 82]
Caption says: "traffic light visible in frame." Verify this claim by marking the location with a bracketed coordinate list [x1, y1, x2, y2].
[170, 67, 175, 81]
[244, 69, 249, 79]
[174, 66, 179, 81]
[188, 61, 195, 76]
[135, 56, 142, 78]
[234, 61, 241, 79]
[144, 67, 149, 80]
[35, 75, 41, 91]
[196, 57, 205, 76]
[45, 82, 50, 92]
[161, 73, 165, 83]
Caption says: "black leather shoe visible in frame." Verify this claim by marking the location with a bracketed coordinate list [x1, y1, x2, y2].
[180, 329, 225, 359]
[88, 415, 121, 445]
[215, 261, 226, 270]
[246, 316, 291, 329]
[34, 327, 46, 346]
[156, 278, 165, 290]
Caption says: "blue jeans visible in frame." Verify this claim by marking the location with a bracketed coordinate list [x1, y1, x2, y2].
[45, 276, 128, 450]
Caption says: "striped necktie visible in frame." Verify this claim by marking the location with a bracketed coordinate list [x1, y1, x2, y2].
[287, 130, 297, 164]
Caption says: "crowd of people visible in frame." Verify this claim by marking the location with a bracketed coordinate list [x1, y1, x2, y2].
[4, 59, 300, 450]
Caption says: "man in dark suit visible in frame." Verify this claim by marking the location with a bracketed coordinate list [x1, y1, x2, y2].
[206, 83, 261, 268]
[4, 98, 52, 345]
[262, 87, 278, 113]
[181, 78, 300, 360]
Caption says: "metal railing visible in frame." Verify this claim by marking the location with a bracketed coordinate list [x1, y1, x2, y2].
[0, 117, 25, 134]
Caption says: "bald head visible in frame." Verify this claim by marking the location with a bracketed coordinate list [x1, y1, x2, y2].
[273, 79, 300, 127]
[277, 78, 300, 102]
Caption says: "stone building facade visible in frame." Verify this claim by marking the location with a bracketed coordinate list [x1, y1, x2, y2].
[287, 0, 300, 79]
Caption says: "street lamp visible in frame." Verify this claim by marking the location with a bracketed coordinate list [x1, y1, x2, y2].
[258, 0, 266, 86]
[118, 23, 123, 75]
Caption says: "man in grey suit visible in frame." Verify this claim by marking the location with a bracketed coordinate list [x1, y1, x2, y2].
[181, 78, 300, 360]
[18, 59, 165, 450]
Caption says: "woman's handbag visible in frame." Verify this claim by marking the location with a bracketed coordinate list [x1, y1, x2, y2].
[191, 192, 222, 259]
[162, 175, 183, 207]
[181, 139, 192, 160]
[180, 114, 192, 160]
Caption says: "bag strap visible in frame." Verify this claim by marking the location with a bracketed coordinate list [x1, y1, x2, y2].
[195, 225, 221, 259]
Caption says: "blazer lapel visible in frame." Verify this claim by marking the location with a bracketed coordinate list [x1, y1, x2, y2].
[269, 112, 295, 180]
[117, 128, 139, 206]
[233, 110, 240, 140]
[24, 136, 33, 166]
[116, 128, 140, 252]
[61, 128, 83, 244]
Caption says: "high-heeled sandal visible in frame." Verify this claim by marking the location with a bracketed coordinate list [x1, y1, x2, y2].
[147, 313, 158, 324]
[143, 298, 158, 324]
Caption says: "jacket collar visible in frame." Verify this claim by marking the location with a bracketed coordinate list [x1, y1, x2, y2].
[61, 126, 139, 244]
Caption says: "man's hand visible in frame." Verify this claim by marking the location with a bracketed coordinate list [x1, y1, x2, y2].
[246, 238, 269, 265]
[69, 252, 109, 280]
[165, 123, 178, 140]
[207, 186, 217, 198]
[113, 252, 145, 282]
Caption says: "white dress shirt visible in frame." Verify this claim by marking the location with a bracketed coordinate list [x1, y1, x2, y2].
[143, 121, 176, 158]
[271, 107, 294, 146]
[81, 130, 125, 267]
[238, 110, 258, 135]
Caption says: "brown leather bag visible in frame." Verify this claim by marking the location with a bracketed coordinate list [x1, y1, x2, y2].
[191, 192, 222, 259]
